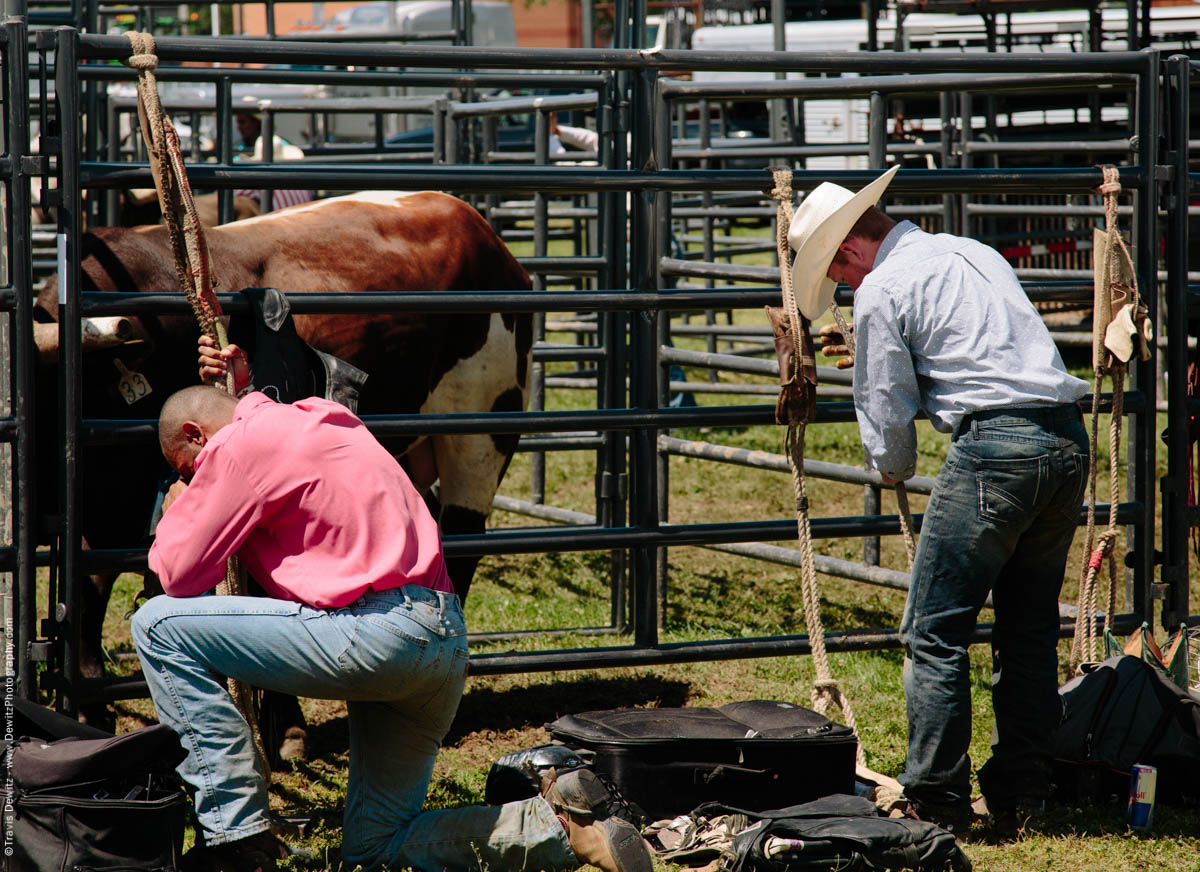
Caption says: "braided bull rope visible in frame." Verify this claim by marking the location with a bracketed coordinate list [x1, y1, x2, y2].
[123, 33, 271, 782]
[1068, 165, 1135, 675]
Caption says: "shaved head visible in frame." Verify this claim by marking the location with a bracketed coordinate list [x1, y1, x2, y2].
[158, 386, 239, 477]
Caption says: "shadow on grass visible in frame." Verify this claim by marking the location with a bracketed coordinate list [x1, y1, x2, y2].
[448, 674, 692, 741]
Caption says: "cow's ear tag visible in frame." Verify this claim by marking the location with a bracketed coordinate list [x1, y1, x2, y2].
[113, 359, 153, 405]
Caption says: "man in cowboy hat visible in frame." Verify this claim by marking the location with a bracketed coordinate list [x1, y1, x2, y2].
[788, 167, 1089, 834]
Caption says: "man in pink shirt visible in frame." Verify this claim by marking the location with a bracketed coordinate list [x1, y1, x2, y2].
[131, 347, 652, 872]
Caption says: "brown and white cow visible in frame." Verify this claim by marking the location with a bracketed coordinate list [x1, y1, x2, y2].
[34, 190, 533, 729]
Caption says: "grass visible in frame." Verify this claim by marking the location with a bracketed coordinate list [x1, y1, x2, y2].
[90, 218, 1200, 870]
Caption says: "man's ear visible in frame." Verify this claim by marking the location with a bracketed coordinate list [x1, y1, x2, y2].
[180, 420, 205, 447]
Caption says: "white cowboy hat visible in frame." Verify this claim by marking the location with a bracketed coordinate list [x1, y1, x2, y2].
[787, 165, 899, 318]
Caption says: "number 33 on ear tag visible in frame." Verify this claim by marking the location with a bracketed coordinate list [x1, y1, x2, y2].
[114, 359, 152, 404]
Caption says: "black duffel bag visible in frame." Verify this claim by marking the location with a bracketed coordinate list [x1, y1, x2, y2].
[718, 794, 971, 872]
[6, 699, 189, 872]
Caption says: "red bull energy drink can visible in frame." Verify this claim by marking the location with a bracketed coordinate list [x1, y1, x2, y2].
[1127, 764, 1156, 831]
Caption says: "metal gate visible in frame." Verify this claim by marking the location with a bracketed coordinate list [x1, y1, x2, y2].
[1, 17, 1194, 713]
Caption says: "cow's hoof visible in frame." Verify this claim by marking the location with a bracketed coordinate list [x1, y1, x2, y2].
[277, 726, 308, 763]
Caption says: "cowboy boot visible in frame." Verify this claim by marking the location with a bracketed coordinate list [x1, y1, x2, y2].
[540, 768, 653, 872]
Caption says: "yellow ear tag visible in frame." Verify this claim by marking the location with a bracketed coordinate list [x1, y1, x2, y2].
[113, 359, 153, 405]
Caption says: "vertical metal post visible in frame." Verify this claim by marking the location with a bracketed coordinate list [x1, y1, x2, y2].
[531, 110, 548, 504]
[1161, 55, 1190, 631]
[958, 90, 972, 237]
[261, 108, 275, 214]
[216, 75, 232, 224]
[939, 91, 955, 233]
[54, 26, 82, 716]
[654, 79, 672, 631]
[105, 98, 120, 222]
[631, 0, 645, 48]
[700, 97, 717, 381]
[613, 0, 628, 50]
[770, 0, 786, 143]
[1131, 51, 1159, 624]
[463, 0, 474, 46]
[7, 16, 35, 700]
[866, 0, 878, 52]
[582, 0, 594, 48]
[629, 67, 658, 646]
[862, 91, 887, 567]
[599, 70, 629, 631]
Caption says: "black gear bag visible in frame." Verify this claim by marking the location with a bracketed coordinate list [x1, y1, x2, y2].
[547, 700, 857, 820]
[717, 794, 972, 872]
[5, 698, 188, 872]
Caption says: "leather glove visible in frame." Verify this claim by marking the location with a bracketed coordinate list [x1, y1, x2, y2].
[818, 322, 854, 369]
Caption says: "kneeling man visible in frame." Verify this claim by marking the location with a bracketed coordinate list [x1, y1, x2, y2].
[133, 346, 651, 872]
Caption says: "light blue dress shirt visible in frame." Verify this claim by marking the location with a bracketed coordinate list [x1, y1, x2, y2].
[851, 221, 1089, 480]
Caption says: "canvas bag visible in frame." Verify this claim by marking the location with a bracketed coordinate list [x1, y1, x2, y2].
[6, 699, 188, 872]
[715, 794, 971, 872]
[1053, 654, 1200, 805]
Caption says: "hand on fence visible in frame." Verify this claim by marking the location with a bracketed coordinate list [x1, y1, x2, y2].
[818, 323, 854, 369]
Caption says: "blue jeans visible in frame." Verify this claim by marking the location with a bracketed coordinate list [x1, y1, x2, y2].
[898, 404, 1088, 813]
[131, 585, 576, 872]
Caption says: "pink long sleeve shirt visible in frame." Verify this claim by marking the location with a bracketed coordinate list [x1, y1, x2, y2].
[148, 392, 453, 607]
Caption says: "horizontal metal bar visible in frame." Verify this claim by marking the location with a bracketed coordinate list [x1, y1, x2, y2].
[534, 343, 606, 362]
[76, 35, 1152, 74]
[659, 435, 937, 495]
[68, 63, 607, 90]
[78, 390, 1137, 445]
[519, 256, 608, 275]
[78, 163, 1145, 195]
[71, 498, 1142, 576]
[80, 289, 785, 316]
[661, 346, 853, 385]
[450, 93, 598, 117]
[662, 71, 1134, 100]
[67, 611, 1149, 697]
[108, 95, 439, 114]
[516, 434, 606, 451]
[467, 612, 1146, 675]
[711, 540, 913, 591]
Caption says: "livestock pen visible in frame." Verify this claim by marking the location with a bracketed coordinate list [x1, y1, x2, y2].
[2, 8, 1200, 868]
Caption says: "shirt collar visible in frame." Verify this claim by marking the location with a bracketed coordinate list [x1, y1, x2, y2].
[872, 220, 920, 270]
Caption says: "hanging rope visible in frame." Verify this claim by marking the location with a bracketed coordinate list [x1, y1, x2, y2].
[123, 33, 270, 781]
[1068, 165, 1144, 674]
[769, 167, 865, 769]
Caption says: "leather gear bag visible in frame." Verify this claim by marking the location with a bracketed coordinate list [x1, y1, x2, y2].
[765, 306, 817, 426]
[229, 287, 368, 412]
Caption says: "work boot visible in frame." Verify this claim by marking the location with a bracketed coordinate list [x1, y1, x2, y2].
[181, 830, 289, 872]
[540, 768, 653, 872]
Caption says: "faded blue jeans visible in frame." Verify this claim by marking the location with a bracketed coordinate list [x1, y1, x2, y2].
[898, 404, 1088, 814]
[131, 585, 576, 872]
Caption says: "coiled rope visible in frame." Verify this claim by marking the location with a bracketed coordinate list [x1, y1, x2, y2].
[123, 33, 270, 781]
[1068, 165, 1137, 674]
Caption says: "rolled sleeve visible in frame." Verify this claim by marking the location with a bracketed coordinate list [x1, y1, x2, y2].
[853, 287, 921, 481]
